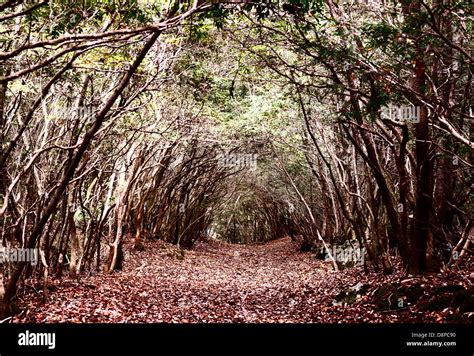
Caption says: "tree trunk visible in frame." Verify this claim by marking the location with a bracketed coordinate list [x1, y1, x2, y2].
[409, 14, 433, 274]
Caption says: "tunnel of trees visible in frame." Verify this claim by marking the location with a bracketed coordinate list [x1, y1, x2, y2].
[0, 0, 472, 321]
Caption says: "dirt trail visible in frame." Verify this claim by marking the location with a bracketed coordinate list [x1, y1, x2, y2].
[13, 237, 466, 323]
[14, 237, 350, 323]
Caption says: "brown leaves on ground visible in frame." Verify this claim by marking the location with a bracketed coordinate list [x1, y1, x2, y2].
[12, 237, 473, 323]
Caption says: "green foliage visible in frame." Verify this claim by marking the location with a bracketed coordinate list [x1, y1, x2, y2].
[196, 4, 230, 29]
[362, 22, 398, 48]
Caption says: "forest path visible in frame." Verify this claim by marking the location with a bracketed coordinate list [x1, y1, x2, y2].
[15, 237, 354, 323]
[13, 237, 469, 323]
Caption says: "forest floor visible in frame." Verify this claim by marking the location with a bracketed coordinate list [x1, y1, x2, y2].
[12, 237, 473, 323]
